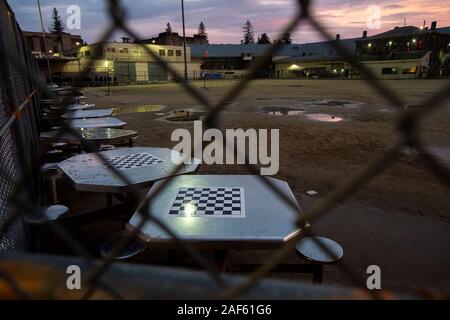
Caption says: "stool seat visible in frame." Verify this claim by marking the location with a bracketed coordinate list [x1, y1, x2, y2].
[26, 205, 69, 224]
[100, 234, 145, 260]
[98, 144, 116, 151]
[51, 142, 69, 149]
[296, 236, 343, 264]
[40, 162, 58, 172]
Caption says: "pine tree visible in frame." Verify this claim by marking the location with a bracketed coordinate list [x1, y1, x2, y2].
[279, 32, 293, 44]
[49, 7, 64, 34]
[198, 22, 209, 43]
[257, 33, 271, 44]
[242, 20, 255, 44]
[166, 22, 173, 34]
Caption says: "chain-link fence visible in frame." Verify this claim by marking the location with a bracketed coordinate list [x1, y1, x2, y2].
[0, 0, 449, 299]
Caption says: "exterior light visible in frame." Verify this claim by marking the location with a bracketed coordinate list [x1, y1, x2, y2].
[368, 43, 372, 48]
[412, 38, 417, 43]
[341, 69, 344, 73]
[76, 42, 80, 46]
[288, 64, 301, 71]
[48, 50, 53, 53]
[333, 69, 337, 73]
[388, 41, 393, 46]
[152, 40, 156, 44]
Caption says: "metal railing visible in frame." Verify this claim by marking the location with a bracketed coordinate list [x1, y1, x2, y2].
[0, 0, 449, 299]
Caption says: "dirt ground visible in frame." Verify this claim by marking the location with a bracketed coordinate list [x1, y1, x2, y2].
[79, 79, 450, 293]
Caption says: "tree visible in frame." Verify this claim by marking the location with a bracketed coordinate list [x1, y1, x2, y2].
[242, 20, 255, 44]
[257, 33, 271, 44]
[49, 7, 64, 34]
[166, 22, 173, 34]
[279, 32, 293, 44]
[197, 22, 209, 43]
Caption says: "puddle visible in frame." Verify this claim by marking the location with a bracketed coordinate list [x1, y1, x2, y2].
[256, 98, 364, 109]
[112, 104, 165, 115]
[426, 147, 450, 168]
[165, 110, 202, 122]
[306, 113, 344, 122]
[261, 106, 305, 116]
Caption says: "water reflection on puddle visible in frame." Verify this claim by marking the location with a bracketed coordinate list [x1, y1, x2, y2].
[256, 98, 363, 109]
[306, 113, 343, 122]
[112, 105, 165, 115]
[426, 147, 450, 168]
[261, 106, 304, 116]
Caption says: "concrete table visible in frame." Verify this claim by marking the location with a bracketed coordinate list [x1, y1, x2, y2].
[40, 128, 138, 146]
[61, 109, 113, 119]
[65, 104, 95, 111]
[57, 147, 199, 193]
[127, 175, 302, 250]
[67, 117, 126, 129]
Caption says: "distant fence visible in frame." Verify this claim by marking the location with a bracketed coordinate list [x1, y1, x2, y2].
[0, 0, 41, 250]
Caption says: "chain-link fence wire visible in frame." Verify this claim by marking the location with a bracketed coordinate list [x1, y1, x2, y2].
[0, 0, 449, 300]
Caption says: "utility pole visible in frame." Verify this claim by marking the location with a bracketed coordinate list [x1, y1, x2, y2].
[181, 0, 188, 81]
[37, 0, 53, 88]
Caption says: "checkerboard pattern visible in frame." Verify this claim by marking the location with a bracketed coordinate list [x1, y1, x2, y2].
[169, 187, 245, 217]
[105, 153, 163, 170]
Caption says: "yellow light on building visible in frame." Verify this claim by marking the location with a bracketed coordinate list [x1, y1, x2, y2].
[288, 64, 301, 71]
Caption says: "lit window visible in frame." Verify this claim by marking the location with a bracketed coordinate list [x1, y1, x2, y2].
[402, 67, 417, 74]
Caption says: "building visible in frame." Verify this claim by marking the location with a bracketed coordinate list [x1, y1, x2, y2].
[273, 37, 356, 78]
[190, 44, 310, 78]
[139, 31, 208, 46]
[45, 40, 201, 84]
[274, 23, 450, 79]
[352, 23, 450, 78]
[23, 31, 83, 58]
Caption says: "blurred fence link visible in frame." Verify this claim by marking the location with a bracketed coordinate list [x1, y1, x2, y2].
[0, 0, 449, 300]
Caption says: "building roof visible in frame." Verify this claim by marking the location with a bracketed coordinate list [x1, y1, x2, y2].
[360, 25, 450, 40]
[190, 39, 357, 59]
[437, 27, 450, 35]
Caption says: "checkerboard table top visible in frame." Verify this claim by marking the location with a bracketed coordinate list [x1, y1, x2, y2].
[105, 153, 164, 170]
[168, 187, 245, 217]
[61, 109, 113, 119]
[128, 175, 301, 249]
[68, 117, 127, 129]
[57, 147, 198, 193]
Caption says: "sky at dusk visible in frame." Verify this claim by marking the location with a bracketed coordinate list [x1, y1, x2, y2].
[9, 0, 450, 44]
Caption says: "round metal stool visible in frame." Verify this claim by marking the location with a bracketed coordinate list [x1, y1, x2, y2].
[295, 236, 343, 283]
[26, 205, 69, 225]
[100, 233, 145, 261]
[25, 205, 70, 252]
